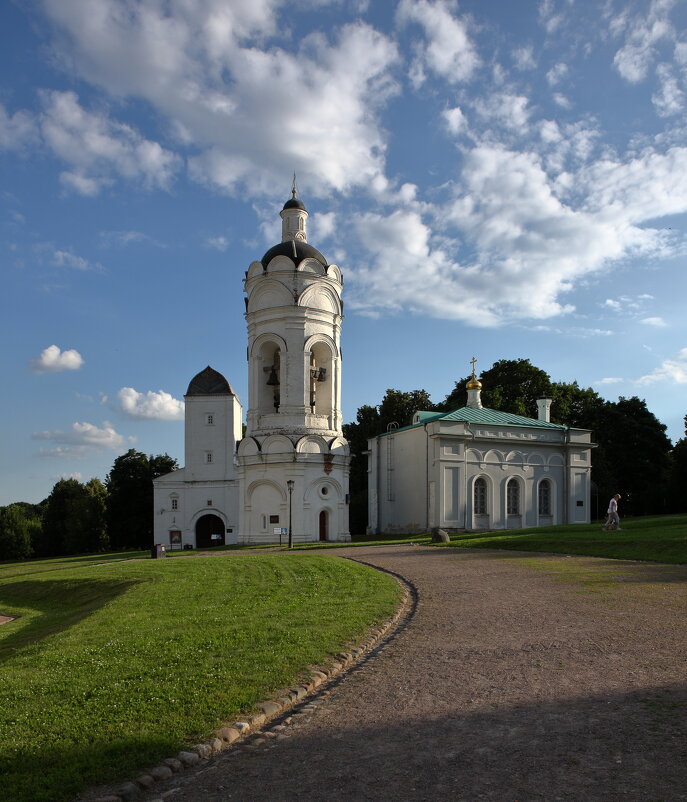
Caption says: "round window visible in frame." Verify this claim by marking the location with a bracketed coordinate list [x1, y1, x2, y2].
[321, 486, 329, 496]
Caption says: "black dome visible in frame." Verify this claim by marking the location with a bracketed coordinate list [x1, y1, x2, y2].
[261, 239, 328, 268]
[283, 197, 307, 211]
[186, 366, 235, 396]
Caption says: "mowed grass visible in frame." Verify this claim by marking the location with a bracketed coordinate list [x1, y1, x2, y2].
[0, 553, 401, 802]
[445, 514, 687, 563]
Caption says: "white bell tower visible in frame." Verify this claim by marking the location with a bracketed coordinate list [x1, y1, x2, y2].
[236, 187, 350, 544]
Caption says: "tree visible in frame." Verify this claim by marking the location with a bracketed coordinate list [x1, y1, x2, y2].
[106, 450, 178, 550]
[0, 505, 36, 561]
[41, 478, 100, 557]
[343, 389, 436, 534]
[83, 478, 109, 553]
[441, 358, 553, 416]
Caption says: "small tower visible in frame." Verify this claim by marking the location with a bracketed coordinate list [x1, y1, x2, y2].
[466, 357, 483, 409]
[236, 188, 350, 543]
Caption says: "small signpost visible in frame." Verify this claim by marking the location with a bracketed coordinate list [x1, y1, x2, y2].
[274, 527, 287, 545]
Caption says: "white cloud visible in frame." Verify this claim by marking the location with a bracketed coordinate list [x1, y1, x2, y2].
[99, 230, 163, 247]
[40, 90, 181, 195]
[30, 344, 84, 373]
[652, 62, 685, 116]
[40, 3, 398, 197]
[116, 387, 185, 420]
[637, 347, 687, 385]
[52, 248, 102, 271]
[205, 236, 229, 251]
[32, 421, 128, 457]
[596, 377, 624, 385]
[512, 45, 536, 71]
[396, 0, 480, 86]
[0, 103, 38, 150]
[473, 92, 531, 133]
[442, 106, 467, 135]
[612, 0, 677, 83]
[546, 62, 568, 86]
[641, 316, 667, 327]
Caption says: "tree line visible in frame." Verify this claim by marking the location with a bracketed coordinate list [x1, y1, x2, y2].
[0, 450, 177, 562]
[343, 358, 687, 533]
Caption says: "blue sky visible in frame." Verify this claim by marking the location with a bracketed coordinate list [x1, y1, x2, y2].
[1, 0, 686, 506]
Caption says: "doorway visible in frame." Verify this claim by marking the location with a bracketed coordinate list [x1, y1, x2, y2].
[319, 510, 328, 542]
[195, 514, 225, 548]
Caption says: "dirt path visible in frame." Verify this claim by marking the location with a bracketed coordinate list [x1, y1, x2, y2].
[141, 546, 687, 801]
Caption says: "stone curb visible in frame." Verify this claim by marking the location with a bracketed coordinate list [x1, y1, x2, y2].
[87, 570, 414, 802]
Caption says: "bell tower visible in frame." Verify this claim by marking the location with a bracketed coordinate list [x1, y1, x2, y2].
[236, 188, 350, 544]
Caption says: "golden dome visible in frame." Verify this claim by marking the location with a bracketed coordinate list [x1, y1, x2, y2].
[466, 377, 482, 390]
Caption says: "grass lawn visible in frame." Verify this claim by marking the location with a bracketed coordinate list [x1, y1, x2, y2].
[444, 514, 687, 563]
[0, 552, 401, 802]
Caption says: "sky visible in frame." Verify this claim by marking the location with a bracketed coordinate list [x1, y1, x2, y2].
[1, 0, 686, 506]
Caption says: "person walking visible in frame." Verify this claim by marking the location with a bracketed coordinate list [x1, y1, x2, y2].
[602, 493, 621, 531]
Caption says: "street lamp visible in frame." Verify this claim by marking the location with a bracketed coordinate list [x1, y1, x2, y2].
[287, 479, 294, 549]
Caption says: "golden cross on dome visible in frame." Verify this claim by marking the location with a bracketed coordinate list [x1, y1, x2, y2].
[470, 356, 477, 379]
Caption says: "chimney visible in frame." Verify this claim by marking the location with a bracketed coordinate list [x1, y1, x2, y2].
[536, 398, 552, 423]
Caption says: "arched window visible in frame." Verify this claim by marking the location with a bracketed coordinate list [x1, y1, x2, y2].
[474, 477, 487, 515]
[538, 479, 552, 515]
[507, 478, 520, 515]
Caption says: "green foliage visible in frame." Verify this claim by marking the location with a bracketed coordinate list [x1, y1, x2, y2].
[668, 415, 687, 513]
[0, 506, 36, 561]
[0, 553, 401, 802]
[445, 515, 687, 564]
[106, 450, 178, 551]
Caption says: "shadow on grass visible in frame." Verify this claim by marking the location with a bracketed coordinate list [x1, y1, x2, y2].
[0, 578, 138, 663]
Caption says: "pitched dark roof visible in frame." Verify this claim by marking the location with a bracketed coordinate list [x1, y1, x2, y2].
[261, 239, 328, 268]
[186, 366, 235, 396]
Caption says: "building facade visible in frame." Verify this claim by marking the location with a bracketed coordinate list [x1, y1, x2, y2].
[153, 191, 351, 547]
[367, 371, 593, 534]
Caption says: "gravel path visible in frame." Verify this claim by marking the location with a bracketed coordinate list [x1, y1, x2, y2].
[141, 546, 687, 802]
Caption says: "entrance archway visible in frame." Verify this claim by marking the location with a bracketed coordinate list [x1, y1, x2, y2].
[195, 514, 225, 548]
[319, 510, 328, 542]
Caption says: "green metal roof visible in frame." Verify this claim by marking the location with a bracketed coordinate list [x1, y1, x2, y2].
[379, 406, 569, 437]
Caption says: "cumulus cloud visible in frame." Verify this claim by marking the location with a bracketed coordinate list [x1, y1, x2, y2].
[396, 0, 479, 86]
[116, 387, 185, 420]
[30, 344, 84, 373]
[39, 90, 181, 195]
[39, 2, 398, 197]
[641, 316, 667, 327]
[205, 236, 229, 251]
[637, 347, 687, 385]
[612, 0, 677, 83]
[32, 421, 128, 457]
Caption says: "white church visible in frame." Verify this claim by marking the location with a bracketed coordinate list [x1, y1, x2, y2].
[154, 190, 351, 547]
[367, 364, 594, 534]
[154, 190, 593, 547]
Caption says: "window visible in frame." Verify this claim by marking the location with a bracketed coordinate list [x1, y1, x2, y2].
[207, 499, 213, 506]
[171, 498, 178, 511]
[507, 479, 520, 515]
[206, 414, 214, 425]
[205, 452, 213, 464]
[474, 478, 487, 515]
[269, 515, 279, 524]
[538, 480, 552, 516]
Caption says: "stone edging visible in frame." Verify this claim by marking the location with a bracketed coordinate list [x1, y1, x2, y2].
[87, 560, 416, 802]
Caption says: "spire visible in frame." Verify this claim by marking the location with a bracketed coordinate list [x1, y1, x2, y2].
[466, 356, 483, 408]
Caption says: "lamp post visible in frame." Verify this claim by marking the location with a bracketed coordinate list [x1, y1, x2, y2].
[287, 479, 294, 549]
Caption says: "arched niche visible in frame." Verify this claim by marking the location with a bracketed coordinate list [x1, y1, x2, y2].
[295, 435, 329, 454]
[246, 261, 264, 280]
[528, 453, 545, 466]
[548, 454, 565, 467]
[262, 434, 295, 455]
[265, 254, 295, 273]
[305, 336, 336, 418]
[297, 258, 326, 275]
[328, 437, 349, 456]
[484, 449, 504, 465]
[237, 437, 261, 457]
[304, 476, 343, 502]
[326, 264, 342, 283]
[247, 279, 293, 313]
[298, 284, 341, 315]
[254, 337, 285, 415]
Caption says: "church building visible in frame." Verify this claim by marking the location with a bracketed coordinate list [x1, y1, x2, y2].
[367, 364, 593, 534]
[154, 189, 351, 547]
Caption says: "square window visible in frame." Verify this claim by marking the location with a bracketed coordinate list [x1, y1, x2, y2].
[269, 515, 279, 524]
